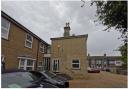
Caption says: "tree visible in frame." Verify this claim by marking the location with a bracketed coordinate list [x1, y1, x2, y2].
[91, 1, 127, 39]
[119, 43, 127, 68]
[90, 1, 127, 68]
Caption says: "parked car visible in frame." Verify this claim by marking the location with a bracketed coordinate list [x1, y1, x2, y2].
[30, 71, 69, 88]
[56, 73, 73, 80]
[2, 69, 58, 88]
[106, 68, 110, 72]
[87, 67, 100, 73]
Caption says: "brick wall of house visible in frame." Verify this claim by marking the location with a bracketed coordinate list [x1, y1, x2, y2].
[2, 21, 38, 69]
[51, 35, 88, 78]
[1, 12, 48, 70]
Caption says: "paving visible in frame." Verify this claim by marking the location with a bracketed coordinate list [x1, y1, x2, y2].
[69, 71, 127, 88]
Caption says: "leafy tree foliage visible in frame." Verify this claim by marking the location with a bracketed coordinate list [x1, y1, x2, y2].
[90, 1, 127, 68]
[119, 43, 127, 68]
[91, 1, 127, 39]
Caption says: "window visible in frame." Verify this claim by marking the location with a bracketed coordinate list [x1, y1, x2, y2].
[38, 62, 43, 66]
[1, 55, 5, 62]
[37, 62, 43, 71]
[25, 34, 33, 48]
[115, 61, 123, 66]
[1, 17, 10, 39]
[44, 58, 50, 71]
[72, 59, 80, 69]
[44, 46, 47, 53]
[20, 59, 25, 66]
[18, 58, 35, 71]
[103, 61, 107, 65]
[40, 43, 45, 53]
[96, 60, 99, 64]
[52, 59, 59, 72]
[40, 43, 47, 53]
[27, 60, 33, 66]
[109, 60, 115, 65]
[99, 60, 102, 64]
[1, 55, 5, 70]
[47, 46, 51, 53]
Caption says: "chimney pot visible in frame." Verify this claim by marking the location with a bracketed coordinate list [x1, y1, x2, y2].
[63, 22, 70, 37]
[104, 53, 106, 56]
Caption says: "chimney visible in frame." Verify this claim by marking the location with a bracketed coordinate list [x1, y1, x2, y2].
[104, 53, 106, 56]
[63, 22, 70, 37]
[88, 53, 90, 56]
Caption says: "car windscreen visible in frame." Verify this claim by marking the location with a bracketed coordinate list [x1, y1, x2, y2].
[2, 72, 37, 88]
[44, 71, 56, 78]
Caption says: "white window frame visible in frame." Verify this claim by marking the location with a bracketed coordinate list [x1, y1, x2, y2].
[1, 55, 5, 70]
[99, 60, 102, 64]
[1, 55, 5, 62]
[52, 59, 59, 72]
[25, 34, 33, 48]
[109, 60, 115, 65]
[115, 60, 123, 66]
[72, 59, 80, 69]
[18, 57, 35, 70]
[44, 57, 51, 71]
[1, 17, 10, 40]
[40, 42, 45, 53]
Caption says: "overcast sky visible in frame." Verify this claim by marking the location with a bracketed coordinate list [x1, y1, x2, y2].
[1, 0, 123, 56]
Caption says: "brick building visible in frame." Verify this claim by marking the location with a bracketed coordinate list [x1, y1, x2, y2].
[50, 23, 88, 78]
[87, 54, 123, 72]
[1, 11, 50, 71]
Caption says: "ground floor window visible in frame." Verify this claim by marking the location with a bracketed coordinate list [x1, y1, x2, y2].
[52, 59, 59, 72]
[44, 57, 50, 71]
[18, 58, 35, 71]
[38, 62, 43, 71]
[1, 55, 5, 70]
[72, 59, 80, 69]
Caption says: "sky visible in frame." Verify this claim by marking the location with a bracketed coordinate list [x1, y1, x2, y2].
[1, 0, 123, 56]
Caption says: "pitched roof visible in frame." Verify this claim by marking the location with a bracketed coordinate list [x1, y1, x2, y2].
[87, 56, 122, 60]
[1, 11, 49, 46]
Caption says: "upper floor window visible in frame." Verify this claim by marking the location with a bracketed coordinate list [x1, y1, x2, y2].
[25, 34, 33, 48]
[38, 62, 43, 71]
[1, 17, 10, 40]
[40, 43, 45, 53]
[40, 43, 47, 53]
[47, 46, 51, 53]
[72, 59, 80, 69]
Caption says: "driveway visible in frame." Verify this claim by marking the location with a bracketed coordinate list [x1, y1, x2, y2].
[69, 71, 127, 88]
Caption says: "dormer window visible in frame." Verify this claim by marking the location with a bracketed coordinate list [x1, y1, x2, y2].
[1, 17, 10, 40]
[25, 34, 33, 48]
